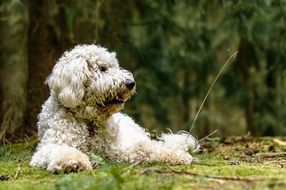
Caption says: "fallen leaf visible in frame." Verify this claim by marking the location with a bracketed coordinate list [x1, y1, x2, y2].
[273, 139, 286, 146]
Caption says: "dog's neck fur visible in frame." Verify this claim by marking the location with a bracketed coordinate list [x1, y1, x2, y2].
[64, 101, 123, 130]
[67, 107, 108, 127]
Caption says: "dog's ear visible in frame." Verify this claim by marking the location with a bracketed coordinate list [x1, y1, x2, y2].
[46, 56, 89, 108]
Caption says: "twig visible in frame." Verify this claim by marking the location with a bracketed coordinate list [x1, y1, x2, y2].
[256, 152, 286, 159]
[141, 165, 271, 182]
[13, 165, 21, 180]
[140, 167, 163, 175]
[125, 160, 144, 171]
[198, 130, 218, 142]
[24, 134, 32, 143]
[166, 165, 271, 182]
[189, 51, 238, 132]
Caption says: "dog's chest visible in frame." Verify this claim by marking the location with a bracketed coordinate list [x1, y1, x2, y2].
[84, 121, 119, 154]
[85, 121, 103, 139]
[85, 121, 107, 153]
[87, 124, 96, 138]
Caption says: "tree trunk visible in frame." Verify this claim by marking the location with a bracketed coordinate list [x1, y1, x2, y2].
[0, 0, 29, 142]
[237, 40, 258, 136]
[261, 49, 278, 135]
[24, 0, 69, 138]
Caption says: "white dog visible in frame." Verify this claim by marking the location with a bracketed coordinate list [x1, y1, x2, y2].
[30, 45, 198, 173]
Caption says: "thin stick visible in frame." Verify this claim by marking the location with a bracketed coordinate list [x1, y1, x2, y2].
[125, 160, 143, 171]
[141, 165, 269, 182]
[198, 129, 218, 142]
[25, 134, 32, 143]
[165, 165, 269, 182]
[14, 165, 20, 180]
[189, 51, 238, 132]
[256, 152, 286, 159]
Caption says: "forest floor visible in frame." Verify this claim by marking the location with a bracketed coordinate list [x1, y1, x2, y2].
[1, 137, 286, 190]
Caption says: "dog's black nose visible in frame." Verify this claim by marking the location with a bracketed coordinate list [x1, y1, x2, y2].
[125, 79, 136, 90]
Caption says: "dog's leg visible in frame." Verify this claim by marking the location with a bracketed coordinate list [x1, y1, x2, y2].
[30, 143, 92, 173]
[134, 140, 194, 164]
[106, 113, 196, 164]
[159, 132, 199, 152]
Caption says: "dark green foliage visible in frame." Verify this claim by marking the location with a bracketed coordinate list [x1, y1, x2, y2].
[221, 0, 286, 135]
[0, 0, 286, 140]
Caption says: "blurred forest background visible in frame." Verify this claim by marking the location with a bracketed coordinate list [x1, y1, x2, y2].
[0, 0, 286, 143]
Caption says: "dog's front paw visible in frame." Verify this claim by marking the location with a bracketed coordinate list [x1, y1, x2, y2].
[180, 152, 193, 164]
[47, 149, 92, 173]
[171, 151, 193, 164]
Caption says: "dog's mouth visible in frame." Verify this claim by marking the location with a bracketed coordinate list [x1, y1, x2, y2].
[96, 87, 136, 108]
[106, 95, 126, 105]
[104, 91, 134, 106]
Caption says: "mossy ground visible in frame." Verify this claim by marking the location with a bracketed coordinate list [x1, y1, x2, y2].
[1, 137, 286, 190]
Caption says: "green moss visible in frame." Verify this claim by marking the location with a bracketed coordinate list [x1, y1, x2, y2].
[1, 138, 286, 190]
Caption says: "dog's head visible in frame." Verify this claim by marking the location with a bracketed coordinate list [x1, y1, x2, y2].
[46, 45, 136, 118]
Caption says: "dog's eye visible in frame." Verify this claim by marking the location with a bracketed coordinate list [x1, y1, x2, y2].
[99, 66, 107, 72]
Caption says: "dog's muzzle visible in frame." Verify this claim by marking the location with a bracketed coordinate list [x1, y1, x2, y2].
[102, 79, 136, 106]
[125, 79, 136, 90]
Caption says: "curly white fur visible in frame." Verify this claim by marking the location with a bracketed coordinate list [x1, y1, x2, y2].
[30, 44, 199, 173]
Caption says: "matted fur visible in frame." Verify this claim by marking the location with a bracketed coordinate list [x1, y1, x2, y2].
[30, 45, 199, 173]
